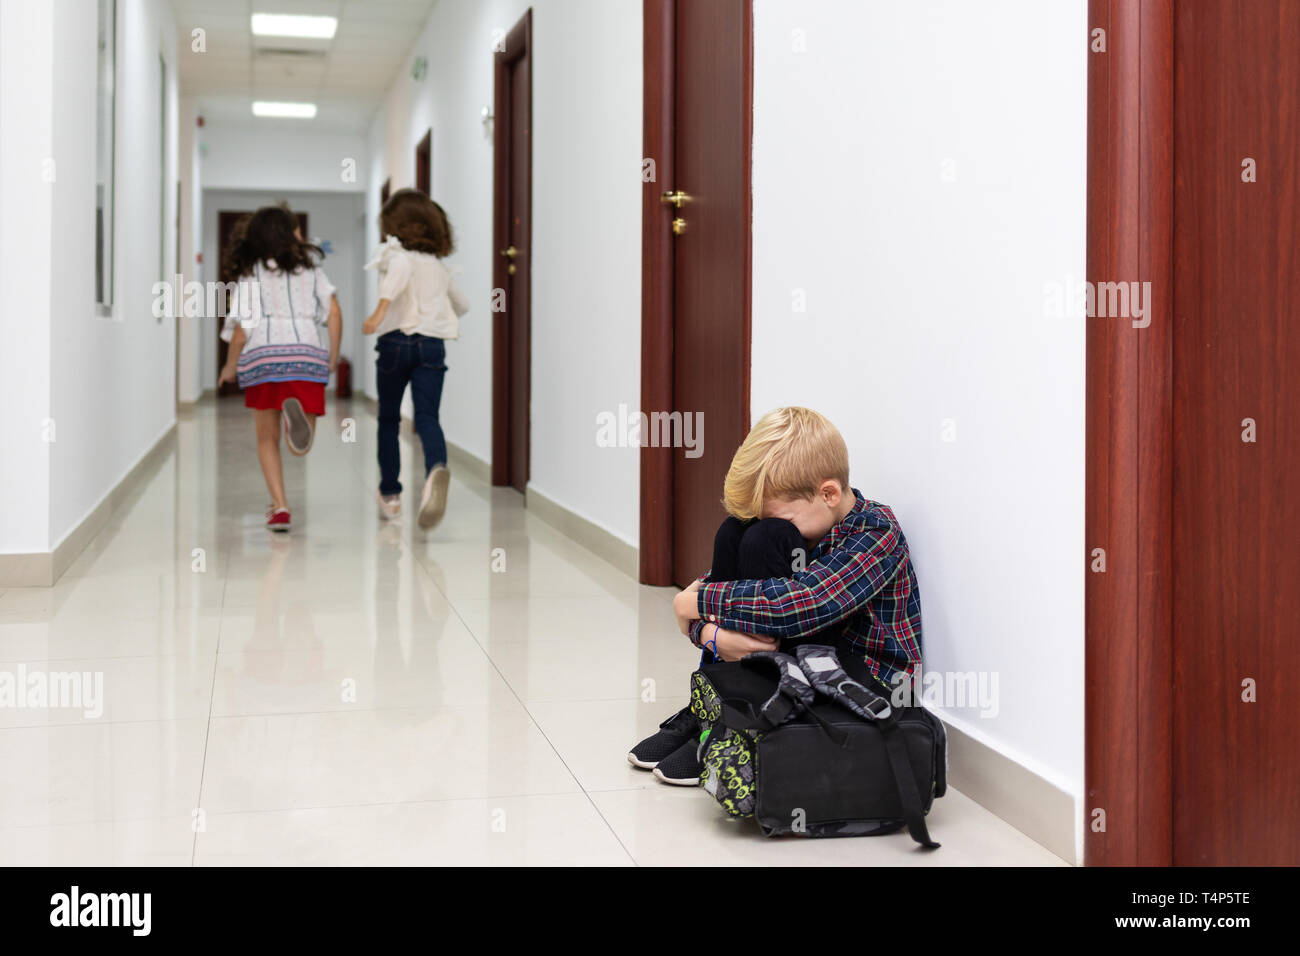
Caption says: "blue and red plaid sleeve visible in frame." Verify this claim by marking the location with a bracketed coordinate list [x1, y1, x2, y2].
[695, 524, 906, 639]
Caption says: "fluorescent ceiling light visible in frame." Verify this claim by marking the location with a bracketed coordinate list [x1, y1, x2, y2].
[250, 14, 338, 39]
[252, 101, 318, 119]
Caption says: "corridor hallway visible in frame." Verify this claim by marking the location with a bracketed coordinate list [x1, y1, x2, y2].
[0, 399, 1061, 866]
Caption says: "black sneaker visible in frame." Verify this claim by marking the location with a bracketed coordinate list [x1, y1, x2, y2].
[652, 736, 704, 786]
[627, 706, 699, 769]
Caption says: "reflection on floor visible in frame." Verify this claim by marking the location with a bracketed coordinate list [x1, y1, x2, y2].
[0, 398, 1065, 865]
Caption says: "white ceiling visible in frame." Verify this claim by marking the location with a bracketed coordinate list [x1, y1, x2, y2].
[172, 0, 437, 131]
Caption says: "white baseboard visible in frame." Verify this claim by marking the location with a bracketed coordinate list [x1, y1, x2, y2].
[354, 392, 492, 486]
[942, 718, 1078, 864]
[445, 439, 491, 485]
[0, 424, 177, 587]
[524, 484, 640, 579]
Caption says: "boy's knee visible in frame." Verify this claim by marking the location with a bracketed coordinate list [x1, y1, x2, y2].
[737, 518, 804, 577]
[713, 515, 751, 553]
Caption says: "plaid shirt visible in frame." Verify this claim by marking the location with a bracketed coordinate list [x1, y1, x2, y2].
[691, 489, 923, 685]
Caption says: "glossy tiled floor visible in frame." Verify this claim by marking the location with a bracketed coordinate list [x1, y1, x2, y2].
[0, 399, 1065, 866]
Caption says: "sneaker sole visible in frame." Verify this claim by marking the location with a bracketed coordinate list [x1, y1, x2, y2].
[418, 466, 450, 530]
[652, 767, 701, 787]
[282, 399, 314, 456]
[627, 753, 659, 770]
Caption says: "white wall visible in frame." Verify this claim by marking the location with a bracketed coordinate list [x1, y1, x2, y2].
[751, 0, 1088, 827]
[201, 122, 368, 193]
[199, 189, 367, 392]
[47, 0, 180, 547]
[365, 0, 643, 545]
[0, 0, 55, 553]
[0, 0, 179, 556]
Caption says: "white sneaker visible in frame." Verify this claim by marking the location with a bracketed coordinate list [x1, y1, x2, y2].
[377, 492, 401, 520]
[418, 465, 450, 530]
[282, 398, 315, 456]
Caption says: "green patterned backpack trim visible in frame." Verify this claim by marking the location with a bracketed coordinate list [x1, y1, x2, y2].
[699, 726, 762, 817]
[689, 670, 724, 723]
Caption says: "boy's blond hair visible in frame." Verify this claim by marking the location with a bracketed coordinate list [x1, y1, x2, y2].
[722, 407, 850, 520]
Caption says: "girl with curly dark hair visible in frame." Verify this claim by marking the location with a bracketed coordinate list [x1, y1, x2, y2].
[362, 189, 468, 529]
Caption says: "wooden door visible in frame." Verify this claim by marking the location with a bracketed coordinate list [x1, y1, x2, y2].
[1170, 0, 1300, 865]
[1086, 0, 1300, 866]
[641, 0, 752, 587]
[492, 10, 532, 493]
[216, 210, 251, 396]
[415, 130, 431, 196]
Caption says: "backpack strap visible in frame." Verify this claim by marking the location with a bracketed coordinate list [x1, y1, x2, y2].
[880, 715, 941, 849]
[743, 651, 816, 728]
[794, 645, 892, 720]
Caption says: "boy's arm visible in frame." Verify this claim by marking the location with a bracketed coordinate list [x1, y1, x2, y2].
[696, 526, 906, 639]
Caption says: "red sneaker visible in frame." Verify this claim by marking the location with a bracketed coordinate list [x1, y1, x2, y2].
[266, 506, 291, 531]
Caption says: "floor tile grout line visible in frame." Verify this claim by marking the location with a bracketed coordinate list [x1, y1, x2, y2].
[378, 407, 651, 866]
[407, 532, 640, 866]
[0, 693, 686, 731]
[327, 403, 635, 863]
[190, 550, 232, 868]
[0, 787, 618, 830]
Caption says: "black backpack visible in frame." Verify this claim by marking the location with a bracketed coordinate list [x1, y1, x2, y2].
[689, 643, 946, 848]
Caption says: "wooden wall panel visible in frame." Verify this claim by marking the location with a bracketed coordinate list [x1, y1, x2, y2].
[1085, 0, 1174, 866]
[1170, 0, 1300, 865]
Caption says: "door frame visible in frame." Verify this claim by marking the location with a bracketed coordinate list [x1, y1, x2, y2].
[491, 8, 533, 488]
[415, 129, 432, 196]
[638, 0, 753, 586]
[1084, 0, 1174, 866]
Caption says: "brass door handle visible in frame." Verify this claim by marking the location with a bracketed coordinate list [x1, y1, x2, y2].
[660, 190, 690, 208]
[500, 245, 518, 258]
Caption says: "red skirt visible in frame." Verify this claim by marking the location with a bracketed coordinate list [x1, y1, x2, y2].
[244, 380, 325, 415]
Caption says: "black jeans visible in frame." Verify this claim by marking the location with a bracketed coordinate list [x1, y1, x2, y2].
[697, 516, 835, 664]
[375, 332, 447, 496]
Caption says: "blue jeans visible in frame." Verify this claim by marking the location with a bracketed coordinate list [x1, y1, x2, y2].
[376, 332, 447, 495]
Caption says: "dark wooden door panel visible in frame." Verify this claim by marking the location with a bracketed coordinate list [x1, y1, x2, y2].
[492, 11, 532, 492]
[415, 130, 431, 196]
[1171, 0, 1300, 865]
[670, 0, 751, 585]
[508, 51, 531, 493]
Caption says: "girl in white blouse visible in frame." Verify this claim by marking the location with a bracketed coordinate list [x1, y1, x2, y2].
[363, 189, 468, 529]
[219, 205, 342, 531]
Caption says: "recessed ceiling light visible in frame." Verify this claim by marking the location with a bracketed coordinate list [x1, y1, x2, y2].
[250, 13, 338, 39]
[252, 101, 318, 119]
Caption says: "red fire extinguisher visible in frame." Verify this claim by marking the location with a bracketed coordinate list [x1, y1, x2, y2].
[336, 356, 352, 398]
